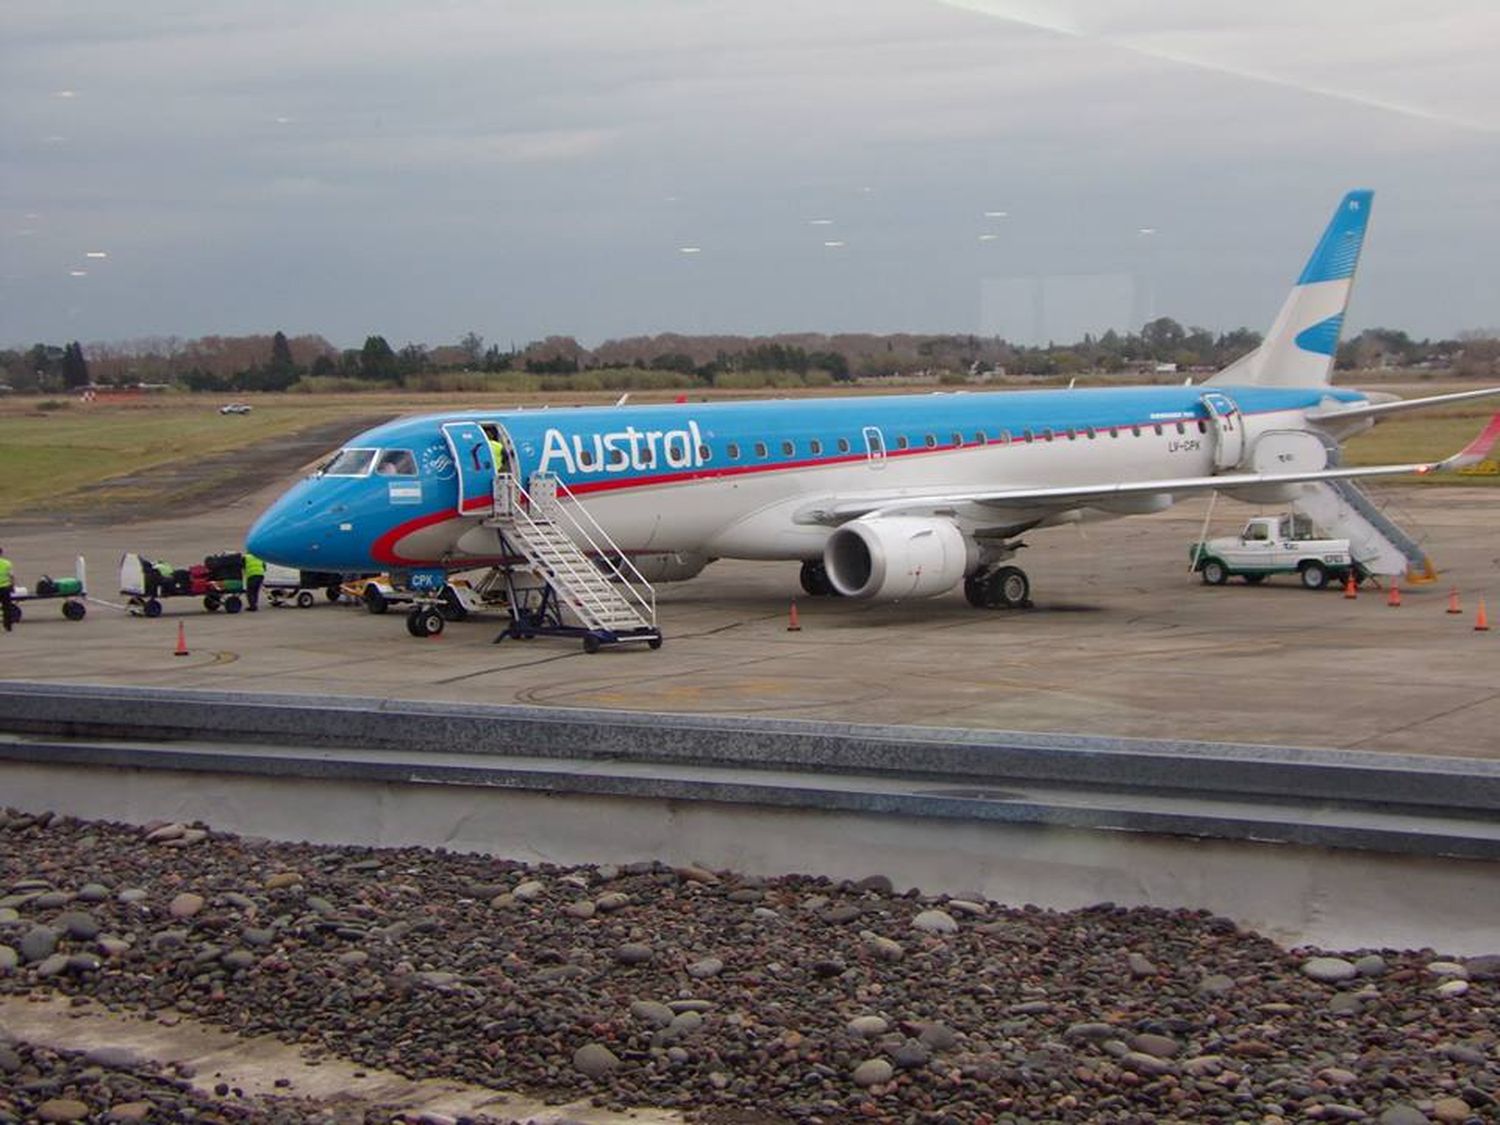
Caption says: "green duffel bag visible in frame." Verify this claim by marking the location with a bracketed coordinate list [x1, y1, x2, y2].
[51, 577, 82, 596]
[219, 578, 244, 593]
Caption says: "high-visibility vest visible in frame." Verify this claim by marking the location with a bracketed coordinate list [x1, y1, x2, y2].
[243, 552, 266, 579]
[0, 557, 12, 589]
[488, 439, 506, 472]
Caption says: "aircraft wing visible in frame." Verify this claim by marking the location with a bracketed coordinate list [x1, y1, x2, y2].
[797, 412, 1500, 525]
[1305, 385, 1500, 425]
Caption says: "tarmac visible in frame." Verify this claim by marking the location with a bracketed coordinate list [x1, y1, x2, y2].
[2, 480, 1498, 758]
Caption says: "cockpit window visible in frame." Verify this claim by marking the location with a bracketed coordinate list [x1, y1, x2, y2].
[321, 448, 378, 476]
[374, 449, 417, 476]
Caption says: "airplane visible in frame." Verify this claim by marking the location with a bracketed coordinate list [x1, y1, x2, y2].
[248, 189, 1500, 642]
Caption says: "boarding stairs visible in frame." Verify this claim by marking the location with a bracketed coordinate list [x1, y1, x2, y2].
[484, 472, 661, 651]
[1292, 478, 1435, 582]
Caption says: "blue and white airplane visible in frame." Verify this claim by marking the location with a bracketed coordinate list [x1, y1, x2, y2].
[248, 190, 1500, 615]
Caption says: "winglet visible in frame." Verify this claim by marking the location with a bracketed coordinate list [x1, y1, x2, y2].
[1434, 412, 1500, 471]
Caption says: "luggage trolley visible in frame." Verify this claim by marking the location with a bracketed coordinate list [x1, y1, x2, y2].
[5, 556, 88, 623]
[120, 552, 245, 617]
[265, 565, 348, 609]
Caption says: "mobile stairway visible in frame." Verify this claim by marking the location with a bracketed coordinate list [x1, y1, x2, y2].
[485, 472, 662, 653]
[1292, 477, 1436, 584]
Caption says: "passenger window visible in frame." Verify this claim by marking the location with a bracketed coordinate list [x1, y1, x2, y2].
[810, 439, 823, 455]
[1131, 425, 1141, 437]
[978, 431, 991, 445]
[375, 449, 417, 475]
[639, 448, 654, 467]
[1176, 421, 1186, 434]
[1153, 423, 1164, 436]
[577, 449, 596, 469]
[1085, 427, 1096, 440]
[1197, 419, 1208, 433]
[952, 432, 963, 446]
[1108, 427, 1118, 438]
[837, 437, 851, 453]
[607, 447, 628, 468]
[781, 440, 794, 456]
[754, 441, 768, 457]
[1066, 429, 1077, 441]
[1022, 429, 1034, 443]
[924, 434, 937, 448]
[727, 442, 740, 460]
[895, 435, 910, 450]
[323, 448, 378, 476]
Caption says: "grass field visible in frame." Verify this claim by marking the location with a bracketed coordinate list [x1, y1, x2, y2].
[1, 380, 1495, 518]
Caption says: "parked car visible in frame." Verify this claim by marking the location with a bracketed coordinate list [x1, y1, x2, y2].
[219, 402, 252, 415]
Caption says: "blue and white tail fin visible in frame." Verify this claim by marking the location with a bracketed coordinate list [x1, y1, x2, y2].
[1208, 189, 1373, 388]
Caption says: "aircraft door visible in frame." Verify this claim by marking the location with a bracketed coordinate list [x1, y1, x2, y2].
[863, 426, 887, 470]
[441, 420, 501, 516]
[1200, 392, 1244, 470]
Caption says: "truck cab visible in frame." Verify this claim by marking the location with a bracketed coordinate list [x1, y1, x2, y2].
[1192, 514, 1360, 590]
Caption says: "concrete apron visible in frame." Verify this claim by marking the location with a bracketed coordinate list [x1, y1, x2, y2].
[0, 994, 681, 1125]
[6, 762, 1497, 956]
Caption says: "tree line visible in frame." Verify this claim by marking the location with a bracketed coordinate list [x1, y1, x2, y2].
[5, 319, 1499, 394]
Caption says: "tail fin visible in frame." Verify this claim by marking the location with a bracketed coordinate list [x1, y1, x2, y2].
[1208, 189, 1373, 388]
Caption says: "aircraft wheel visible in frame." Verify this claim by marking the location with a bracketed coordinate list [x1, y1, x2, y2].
[799, 559, 835, 597]
[63, 601, 86, 621]
[223, 595, 243, 614]
[582, 634, 602, 654]
[296, 590, 315, 608]
[1201, 559, 1229, 586]
[1300, 561, 1329, 590]
[990, 566, 1030, 609]
[145, 599, 163, 619]
[364, 585, 388, 615]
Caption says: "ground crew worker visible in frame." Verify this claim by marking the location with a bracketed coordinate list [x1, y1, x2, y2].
[243, 549, 266, 612]
[483, 424, 507, 474]
[0, 547, 14, 632]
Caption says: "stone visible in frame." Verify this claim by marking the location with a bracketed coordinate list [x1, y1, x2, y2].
[674, 864, 719, 884]
[947, 899, 986, 916]
[55, 911, 100, 940]
[852, 1058, 894, 1087]
[1127, 951, 1158, 977]
[847, 1015, 889, 1037]
[1425, 961, 1469, 979]
[169, 892, 205, 918]
[264, 871, 302, 890]
[860, 931, 905, 961]
[594, 892, 630, 913]
[573, 1042, 620, 1079]
[105, 1104, 152, 1123]
[918, 1023, 959, 1051]
[889, 1039, 931, 1069]
[912, 909, 958, 934]
[20, 925, 59, 963]
[630, 1000, 674, 1028]
[1435, 979, 1470, 998]
[1354, 954, 1389, 977]
[687, 956, 724, 979]
[1199, 973, 1236, 995]
[1376, 1107, 1430, 1125]
[513, 880, 546, 901]
[615, 942, 654, 965]
[36, 1100, 90, 1123]
[1431, 1098, 1471, 1124]
[563, 900, 596, 919]
[1130, 1033, 1181, 1058]
[1303, 956, 1359, 983]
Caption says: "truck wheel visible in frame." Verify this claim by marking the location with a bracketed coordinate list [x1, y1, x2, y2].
[364, 585, 388, 615]
[63, 601, 86, 621]
[1300, 561, 1329, 590]
[296, 590, 315, 608]
[406, 607, 444, 637]
[1201, 559, 1229, 586]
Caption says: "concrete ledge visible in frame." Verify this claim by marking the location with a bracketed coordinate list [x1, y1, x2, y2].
[4, 681, 1500, 818]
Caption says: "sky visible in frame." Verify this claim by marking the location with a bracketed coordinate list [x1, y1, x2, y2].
[5, 0, 1500, 350]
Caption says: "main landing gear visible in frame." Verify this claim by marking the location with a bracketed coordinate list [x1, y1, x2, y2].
[964, 565, 1031, 610]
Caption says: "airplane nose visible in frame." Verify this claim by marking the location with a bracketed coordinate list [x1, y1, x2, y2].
[245, 496, 300, 566]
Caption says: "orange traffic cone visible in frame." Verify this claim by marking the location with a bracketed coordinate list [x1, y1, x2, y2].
[1477, 597, 1491, 632]
[1344, 573, 1358, 599]
[1447, 588, 1463, 614]
[787, 599, 802, 632]
[1387, 582, 1402, 608]
[173, 622, 189, 656]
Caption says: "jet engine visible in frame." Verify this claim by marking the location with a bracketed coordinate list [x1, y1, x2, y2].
[824, 516, 976, 600]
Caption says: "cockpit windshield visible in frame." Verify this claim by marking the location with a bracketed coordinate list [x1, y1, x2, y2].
[375, 449, 417, 476]
[321, 448, 378, 476]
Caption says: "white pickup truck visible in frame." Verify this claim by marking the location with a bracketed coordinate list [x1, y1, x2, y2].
[1191, 515, 1363, 590]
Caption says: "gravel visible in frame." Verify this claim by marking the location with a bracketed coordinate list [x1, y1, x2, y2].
[2, 808, 1497, 1124]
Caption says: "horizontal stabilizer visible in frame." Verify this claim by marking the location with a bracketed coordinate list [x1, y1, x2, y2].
[1306, 385, 1500, 426]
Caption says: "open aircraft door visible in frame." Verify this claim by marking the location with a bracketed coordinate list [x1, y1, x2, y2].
[1200, 391, 1244, 470]
[442, 420, 505, 516]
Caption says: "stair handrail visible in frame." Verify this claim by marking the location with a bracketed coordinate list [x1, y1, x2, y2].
[503, 472, 656, 627]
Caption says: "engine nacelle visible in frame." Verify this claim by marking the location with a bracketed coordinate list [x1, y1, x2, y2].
[824, 516, 975, 600]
